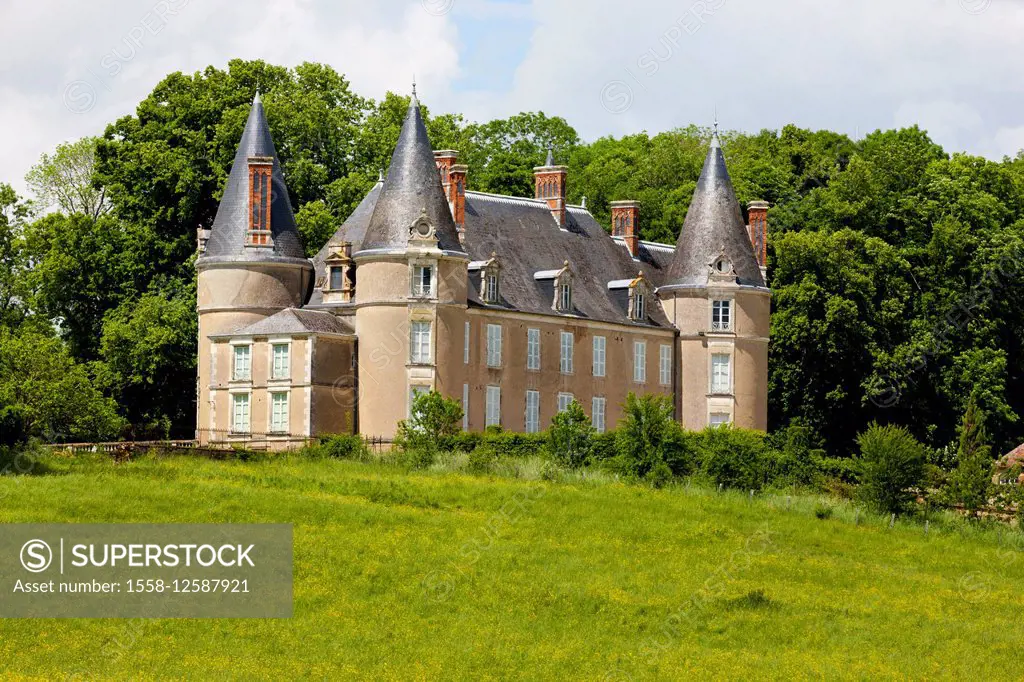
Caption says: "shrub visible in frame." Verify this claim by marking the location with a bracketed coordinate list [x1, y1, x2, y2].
[548, 400, 595, 469]
[696, 426, 771, 491]
[482, 431, 547, 459]
[395, 391, 464, 458]
[855, 423, 927, 516]
[467, 444, 497, 474]
[615, 393, 692, 477]
[319, 433, 370, 461]
[766, 423, 826, 488]
[590, 431, 618, 464]
[449, 431, 483, 453]
[646, 460, 673, 489]
[943, 396, 993, 515]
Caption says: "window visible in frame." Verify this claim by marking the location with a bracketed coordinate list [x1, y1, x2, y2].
[412, 264, 434, 297]
[270, 392, 289, 433]
[593, 336, 606, 377]
[558, 393, 574, 413]
[633, 341, 647, 383]
[231, 393, 250, 434]
[592, 397, 606, 433]
[271, 343, 290, 380]
[712, 300, 732, 331]
[560, 331, 574, 374]
[659, 345, 672, 386]
[711, 354, 731, 394]
[464, 321, 470, 364]
[527, 328, 541, 371]
[557, 283, 572, 312]
[462, 383, 469, 430]
[525, 390, 540, 434]
[409, 385, 429, 418]
[410, 321, 431, 364]
[329, 267, 345, 290]
[710, 412, 731, 427]
[632, 290, 646, 321]
[233, 345, 251, 381]
[486, 386, 501, 427]
[486, 324, 502, 368]
[484, 271, 500, 304]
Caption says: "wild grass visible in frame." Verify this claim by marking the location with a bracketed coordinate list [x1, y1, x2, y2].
[0, 451, 1022, 680]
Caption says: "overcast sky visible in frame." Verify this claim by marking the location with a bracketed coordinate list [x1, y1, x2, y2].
[2, 0, 1023, 197]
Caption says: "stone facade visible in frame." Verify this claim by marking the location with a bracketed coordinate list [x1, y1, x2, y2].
[196, 92, 772, 448]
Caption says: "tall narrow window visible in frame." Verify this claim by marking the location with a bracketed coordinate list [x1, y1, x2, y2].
[232, 393, 251, 434]
[247, 158, 273, 246]
[462, 383, 469, 430]
[329, 267, 345, 290]
[484, 271, 500, 304]
[464, 321, 470, 364]
[486, 386, 501, 427]
[558, 283, 572, 312]
[525, 390, 540, 434]
[527, 328, 541, 371]
[712, 300, 732, 331]
[634, 291, 646, 320]
[711, 354, 731, 394]
[486, 324, 502, 368]
[557, 393, 574, 413]
[593, 336, 606, 377]
[412, 264, 434, 297]
[270, 392, 289, 433]
[410, 321, 432, 365]
[633, 341, 647, 383]
[659, 345, 672, 386]
[592, 397, 607, 434]
[233, 345, 251, 381]
[409, 385, 429, 418]
[272, 343, 290, 380]
[560, 331, 574, 374]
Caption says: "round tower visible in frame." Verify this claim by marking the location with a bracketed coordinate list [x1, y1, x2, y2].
[352, 93, 469, 439]
[658, 129, 770, 431]
[196, 93, 313, 443]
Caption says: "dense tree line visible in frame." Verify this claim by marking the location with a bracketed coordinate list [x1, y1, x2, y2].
[2, 59, 1023, 458]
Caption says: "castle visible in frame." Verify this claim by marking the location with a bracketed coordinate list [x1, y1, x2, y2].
[195, 91, 770, 447]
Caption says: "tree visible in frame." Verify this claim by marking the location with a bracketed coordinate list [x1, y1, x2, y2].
[548, 400, 595, 469]
[25, 137, 110, 219]
[614, 393, 688, 477]
[98, 286, 198, 439]
[0, 327, 123, 442]
[945, 395, 993, 515]
[0, 184, 30, 327]
[396, 391, 464, 464]
[856, 423, 927, 515]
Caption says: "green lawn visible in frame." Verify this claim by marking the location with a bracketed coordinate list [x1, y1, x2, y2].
[0, 454, 1021, 680]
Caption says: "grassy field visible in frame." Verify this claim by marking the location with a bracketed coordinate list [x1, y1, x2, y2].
[1, 452, 1022, 680]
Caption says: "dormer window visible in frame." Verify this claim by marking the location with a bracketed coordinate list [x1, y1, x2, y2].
[247, 156, 274, 247]
[485, 271, 500, 303]
[330, 267, 345, 290]
[627, 272, 650, 322]
[322, 242, 355, 303]
[474, 252, 502, 305]
[534, 261, 574, 314]
[558, 282, 572, 312]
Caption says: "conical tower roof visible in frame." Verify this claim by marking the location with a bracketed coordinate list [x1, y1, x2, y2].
[202, 92, 308, 263]
[358, 96, 465, 255]
[664, 131, 764, 288]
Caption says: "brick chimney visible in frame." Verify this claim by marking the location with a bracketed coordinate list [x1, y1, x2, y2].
[611, 200, 641, 259]
[534, 148, 568, 226]
[435, 150, 467, 241]
[747, 200, 769, 280]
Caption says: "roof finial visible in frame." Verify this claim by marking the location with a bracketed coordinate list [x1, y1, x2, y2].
[711, 107, 722, 149]
[378, 168, 385, 183]
[412, 74, 418, 101]
[545, 144, 554, 167]
[581, 195, 587, 209]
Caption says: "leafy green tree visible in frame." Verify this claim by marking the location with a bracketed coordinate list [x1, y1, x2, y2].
[0, 184, 30, 327]
[944, 395, 993, 514]
[396, 391, 464, 466]
[0, 327, 123, 442]
[548, 400, 595, 469]
[25, 137, 110, 219]
[856, 423, 927, 515]
[614, 393, 689, 477]
[98, 286, 198, 438]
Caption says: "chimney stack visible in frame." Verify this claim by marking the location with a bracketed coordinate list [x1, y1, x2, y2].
[611, 200, 641, 259]
[434, 150, 467, 241]
[534, 147, 568, 226]
[747, 200, 769, 281]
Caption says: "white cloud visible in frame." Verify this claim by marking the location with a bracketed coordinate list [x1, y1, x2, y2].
[3, 0, 1024, 199]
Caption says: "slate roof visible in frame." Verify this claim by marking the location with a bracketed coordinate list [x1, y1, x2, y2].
[212, 308, 354, 338]
[459, 195, 671, 328]
[201, 93, 308, 264]
[358, 97, 465, 255]
[306, 180, 383, 306]
[664, 131, 765, 288]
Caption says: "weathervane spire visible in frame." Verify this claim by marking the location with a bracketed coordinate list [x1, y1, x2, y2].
[412, 75, 418, 101]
